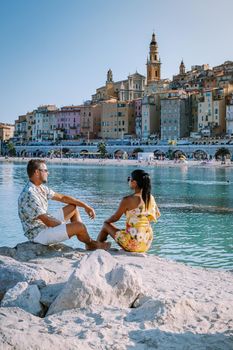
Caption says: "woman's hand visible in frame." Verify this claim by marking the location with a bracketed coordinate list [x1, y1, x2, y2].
[85, 206, 96, 219]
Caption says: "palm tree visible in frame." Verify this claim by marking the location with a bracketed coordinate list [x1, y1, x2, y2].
[98, 142, 107, 158]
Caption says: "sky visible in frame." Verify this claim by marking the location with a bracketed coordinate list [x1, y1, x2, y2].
[0, 0, 233, 124]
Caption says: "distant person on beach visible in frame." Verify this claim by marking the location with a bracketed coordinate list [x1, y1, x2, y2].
[97, 169, 160, 252]
[18, 159, 110, 250]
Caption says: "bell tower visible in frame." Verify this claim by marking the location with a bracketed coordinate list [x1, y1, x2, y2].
[146, 33, 161, 84]
[105, 69, 115, 99]
[179, 59, 185, 75]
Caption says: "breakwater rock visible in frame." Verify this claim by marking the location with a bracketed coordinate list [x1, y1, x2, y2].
[0, 242, 232, 349]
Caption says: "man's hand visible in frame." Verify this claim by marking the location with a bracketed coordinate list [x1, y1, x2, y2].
[84, 206, 96, 220]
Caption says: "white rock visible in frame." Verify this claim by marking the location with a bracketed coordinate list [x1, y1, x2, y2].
[0, 241, 77, 262]
[0, 307, 91, 350]
[47, 250, 143, 315]
[0, 255, 51, 295]
[1, 244, 233, 349]
[40, 282, 66, 307]
[1, 282, 42, 316]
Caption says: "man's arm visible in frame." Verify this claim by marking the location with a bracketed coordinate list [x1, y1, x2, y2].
[37, 214, 62, 227]
[52, 192, 95, 219]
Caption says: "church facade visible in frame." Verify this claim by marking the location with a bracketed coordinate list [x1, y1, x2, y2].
[92, 33, 164, 103]
[92, 69, 146, 103]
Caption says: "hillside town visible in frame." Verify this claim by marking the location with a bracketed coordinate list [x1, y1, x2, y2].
[1, 33, 233, 155]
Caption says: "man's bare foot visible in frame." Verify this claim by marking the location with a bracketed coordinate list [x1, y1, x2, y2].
[85, 240, 111, 251]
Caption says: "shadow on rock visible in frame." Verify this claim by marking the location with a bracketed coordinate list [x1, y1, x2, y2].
[0, 241, 85, 262]
[127, 329, 233, 350]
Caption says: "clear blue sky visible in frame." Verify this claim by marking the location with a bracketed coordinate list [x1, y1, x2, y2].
[0, 0, 233, 123]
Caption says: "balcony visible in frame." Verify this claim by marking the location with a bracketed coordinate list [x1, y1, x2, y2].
[213, 95, 223, 101]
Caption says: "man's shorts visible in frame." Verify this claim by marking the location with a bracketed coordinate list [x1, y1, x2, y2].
[33, 208, 69, 245]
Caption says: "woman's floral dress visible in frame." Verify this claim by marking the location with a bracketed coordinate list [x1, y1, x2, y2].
[115, 195, 160, 253]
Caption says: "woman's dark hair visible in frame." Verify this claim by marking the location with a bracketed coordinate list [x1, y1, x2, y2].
[27, 159, 46, 178]
[131, 169, 151, 209]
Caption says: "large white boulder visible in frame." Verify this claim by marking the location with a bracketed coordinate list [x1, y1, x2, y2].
[1, 282, 42, 316]
[47, 250, 143, 315]
[0, 255, 51, 296]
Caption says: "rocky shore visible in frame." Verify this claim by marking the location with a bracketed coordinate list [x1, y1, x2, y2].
[0, 242, 233, 350]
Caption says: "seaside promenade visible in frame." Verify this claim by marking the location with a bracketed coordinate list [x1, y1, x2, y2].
[1, 156, 233, 168]
[12, 143, 233, 160]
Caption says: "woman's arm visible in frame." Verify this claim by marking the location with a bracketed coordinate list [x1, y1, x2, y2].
[104, 198, 128, 224]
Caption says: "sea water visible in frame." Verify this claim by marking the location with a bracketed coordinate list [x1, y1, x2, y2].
[0, 161, 233, 269]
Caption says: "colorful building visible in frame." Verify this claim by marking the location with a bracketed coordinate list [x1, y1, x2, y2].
[226, 94, 233, 135]
[141, 95, 160, 139]
[197, 88, 229, 136]
[56, 106, 81, 140]
[133, 98, 142, 139]
[160, 90, 189, 140]
[101, 100, 135, 139]
[0, 123, 15, 141]
[32, 105, 58, 141]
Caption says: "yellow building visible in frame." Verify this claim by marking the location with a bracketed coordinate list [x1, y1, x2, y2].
[198, 86, 233, 136]
[91, 103, 102, 138]
[101, 99, 135, 139]
[26, 111, 35, 141]
[80, 103, 93, 139]
[0, 123, 15, 141]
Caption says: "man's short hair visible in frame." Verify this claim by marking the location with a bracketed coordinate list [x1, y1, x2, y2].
[27, 159, 46, 178]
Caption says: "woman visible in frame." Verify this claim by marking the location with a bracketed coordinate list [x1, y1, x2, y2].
[97, 169, 160, 252]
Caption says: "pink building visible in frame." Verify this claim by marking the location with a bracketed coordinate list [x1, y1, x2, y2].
[56, 106, 81, 139]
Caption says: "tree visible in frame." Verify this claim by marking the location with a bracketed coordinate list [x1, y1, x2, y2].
[98, 142, 107, 158]
[7, 142, 16, 156]
[215, 148, 230, 160]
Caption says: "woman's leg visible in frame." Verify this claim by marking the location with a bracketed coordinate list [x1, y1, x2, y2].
[97, 222, 119, 242]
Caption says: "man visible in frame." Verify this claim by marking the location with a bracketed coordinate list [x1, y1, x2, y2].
[18, 159, 110, 250]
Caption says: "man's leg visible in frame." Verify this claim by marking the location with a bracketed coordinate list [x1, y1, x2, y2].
[66, 221, 110, 250]
[62, 204, 110, 250]
[62, 204, 82, 223]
